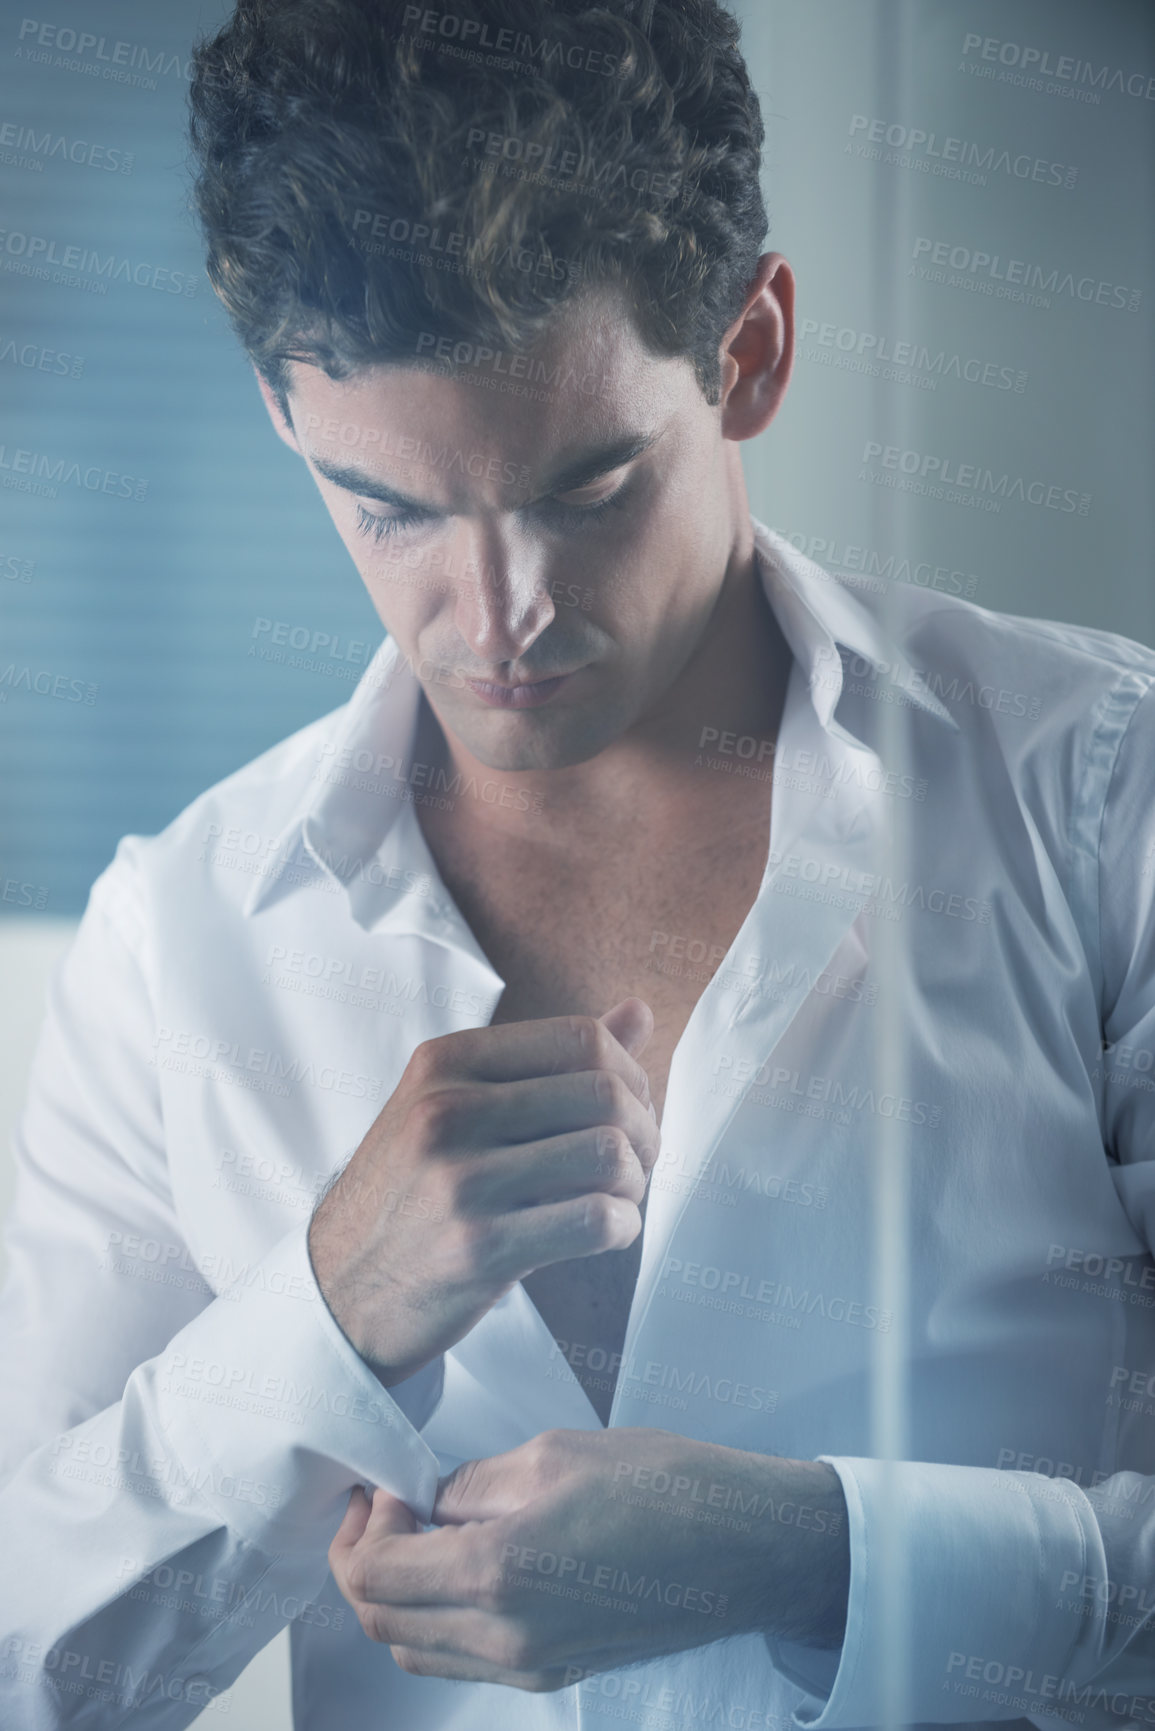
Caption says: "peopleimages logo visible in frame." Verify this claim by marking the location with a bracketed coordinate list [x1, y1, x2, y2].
[0, 444, 147, 501]
[781, 531, 980, 599]
[960, 34, 1155, 103]
[14, 19, 194, 85]
[0, 227, 199, 294]
[399, 5, 620, 76]
[765, 847, 994, 920]
[0, 666, 97, 705]
[797, 318, 1025, 393]
[847, 114, 1078, 189]
[944, 1651, 1155, 1726]
[910, 236, 1141, 312]
[861, 441, 1090, 515]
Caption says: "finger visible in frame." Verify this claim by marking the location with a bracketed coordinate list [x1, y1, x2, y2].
[432, 1452, 507, 1524]
[458, 1125, 646, 1211]
[433, 1450, 541, 1525]
[440, 1013, 655, 1110]
[488, 1189, 641, 1280]
[329, 1485, 373, 1572]
[331, 1487, 420, 1609]
[364, 1485, 420, 1541]
[358, 1602, 506, 1660]
[389, 1642, 569, 1691]
[338, 1518, 478, 1608]
[454, 1069, 660, 1173]
[599, 997, 655, 1062]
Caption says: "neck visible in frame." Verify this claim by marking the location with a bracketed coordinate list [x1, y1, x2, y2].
[414, 528, 794, 842]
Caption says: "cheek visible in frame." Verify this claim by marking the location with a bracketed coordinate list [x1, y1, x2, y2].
[546, 491, 665, 602]
[344, 531, 457, 633]
[602, 513, 693, 620]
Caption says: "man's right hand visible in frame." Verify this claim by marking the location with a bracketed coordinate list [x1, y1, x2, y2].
[307, 998, 658, 1387]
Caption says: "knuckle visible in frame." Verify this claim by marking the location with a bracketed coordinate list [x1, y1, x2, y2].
[518, 1433, 555, 1487]
[407, 1037, 443, 1083]
[596, 1129, 641, 1190]
[356, 1601, 383, 1643]
[526, 1426, 565, 1462]
[408, 1086, 470, 1148]
[496, 1621, 538, 1673]
[586, 1017, 614, 1064]
[593, 1069, 628, 1116]
[566, 1014, 601, 1062]
[343, 1553, 372, 1604]
[450, 1161, 490, 1216]
[524, 1670, 565, 1694]
[596, 1125, 629, 1165]
[582, 1190, 625, 1246]
[523, 1428, 575, 1487]
[450, 1213, 494, 1274]
[479, 1562, 516, 1615]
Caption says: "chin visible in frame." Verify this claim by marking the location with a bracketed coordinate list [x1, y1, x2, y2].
[457, 707, 621, 774]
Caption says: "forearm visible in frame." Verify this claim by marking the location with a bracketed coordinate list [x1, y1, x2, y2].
[737, 1455, 850, 1649]
[680, 1447, 850, 1649]
[609, 1435, 850, 1651]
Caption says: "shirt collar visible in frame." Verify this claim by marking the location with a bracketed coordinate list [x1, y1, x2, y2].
[244, 516, 956, 921]
[752, 519, 956, 739]
[243, 633, 432, 920]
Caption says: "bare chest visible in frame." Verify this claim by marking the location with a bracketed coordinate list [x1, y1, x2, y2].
[426, 809, 771, 1423]
[478, 829, 769, 1116]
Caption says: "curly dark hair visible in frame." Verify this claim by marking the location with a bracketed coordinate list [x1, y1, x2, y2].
[187, 0, 768, 413]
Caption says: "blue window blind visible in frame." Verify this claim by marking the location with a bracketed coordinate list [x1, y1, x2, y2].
[0, 1, 383, 917]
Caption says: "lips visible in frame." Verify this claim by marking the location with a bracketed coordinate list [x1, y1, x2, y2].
[465, 670, 576, 709]
[478, 674, 565, 689]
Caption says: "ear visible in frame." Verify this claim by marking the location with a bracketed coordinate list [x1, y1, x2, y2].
[252, 364, 302, 456]
[717, 251, 795, 443]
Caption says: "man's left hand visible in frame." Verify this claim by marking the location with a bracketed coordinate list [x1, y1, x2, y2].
[328, 1427, 850, 1690]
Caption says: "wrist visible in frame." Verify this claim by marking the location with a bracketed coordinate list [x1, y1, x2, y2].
[307, 1201, 407, 1383]
[706, 1450, 849, 1648]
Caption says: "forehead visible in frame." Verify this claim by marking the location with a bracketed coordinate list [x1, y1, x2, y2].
[285, 286, 687, 468]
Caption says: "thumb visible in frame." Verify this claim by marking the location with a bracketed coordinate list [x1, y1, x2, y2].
[599, 996, 655, 1059]
[330, 1484, 416, 1566]
[329, 1483, 374, 1571]
[432, 1452, 519, 1525]
[364, 1485, 420, 1541]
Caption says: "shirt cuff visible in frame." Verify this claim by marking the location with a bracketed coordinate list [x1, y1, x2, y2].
[765, 1455, 1096, 1728]
[152, 1219, 442, 1553]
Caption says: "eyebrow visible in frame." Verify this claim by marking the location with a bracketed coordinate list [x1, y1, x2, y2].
[305, 430, 659, 515]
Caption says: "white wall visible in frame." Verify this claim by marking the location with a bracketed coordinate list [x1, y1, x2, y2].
[731, 0, 1155, 644]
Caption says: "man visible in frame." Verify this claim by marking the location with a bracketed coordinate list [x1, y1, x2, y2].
[3, 0, 1155, 1727]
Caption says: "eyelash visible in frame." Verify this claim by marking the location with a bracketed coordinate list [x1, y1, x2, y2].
[353, 481, 632, 545]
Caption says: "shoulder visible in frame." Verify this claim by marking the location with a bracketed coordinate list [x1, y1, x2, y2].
[852, 578, 1155, 741]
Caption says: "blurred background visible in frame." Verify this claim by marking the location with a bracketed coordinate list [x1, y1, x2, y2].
[1, 0, 1152, 1722]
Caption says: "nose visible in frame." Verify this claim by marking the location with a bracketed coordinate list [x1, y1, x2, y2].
[452, 521, 556, 665]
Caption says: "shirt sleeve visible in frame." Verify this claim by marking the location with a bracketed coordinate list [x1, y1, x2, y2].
[0, 839, 443, 1728]
[764, 671, 1155, 1730]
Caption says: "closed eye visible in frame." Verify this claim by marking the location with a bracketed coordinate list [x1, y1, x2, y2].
[354, 475, 634, 544]
[354, 503, 435, 543]
[532, 477, 633, 532]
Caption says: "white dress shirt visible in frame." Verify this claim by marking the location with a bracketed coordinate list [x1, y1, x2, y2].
[3, 519, 1155, 1731]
